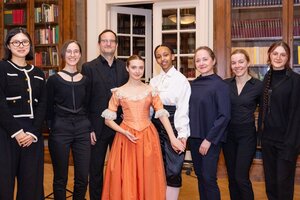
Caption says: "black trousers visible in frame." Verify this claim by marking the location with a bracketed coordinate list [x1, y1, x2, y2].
[189, 138, 221, 200]
[223, 123, 256, 200]
[261, 139, 297, 200]
[49, 116, 91, 200]
[89, 126, 115, 200]
[0, 118, 44, 200]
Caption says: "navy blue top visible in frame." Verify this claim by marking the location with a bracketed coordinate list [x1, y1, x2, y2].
[189, 74, 231, 144]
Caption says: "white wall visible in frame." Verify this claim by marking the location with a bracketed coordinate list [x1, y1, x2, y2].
[87, 0, 213, 62]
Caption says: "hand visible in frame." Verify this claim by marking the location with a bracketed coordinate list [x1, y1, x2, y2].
[170, 137, 185, 154]
[123, 130, 138, 143]
[90, 131, 97, 145]
[199, 139, 211, 156]
[15, 131, 27, 146]
[179, 137, 187, 148]
[20, 133, 35, 147]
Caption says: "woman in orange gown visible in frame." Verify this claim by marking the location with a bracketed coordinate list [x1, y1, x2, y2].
[101, 55, 185, 200]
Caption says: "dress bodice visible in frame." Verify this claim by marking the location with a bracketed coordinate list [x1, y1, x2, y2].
[101, 88, 168, 131]
[121, 94, 153, 131]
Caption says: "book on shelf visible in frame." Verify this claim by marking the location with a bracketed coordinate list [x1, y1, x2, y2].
[35, 47, 59, 66]
[232, 0, 282, 7]
[296, 46, 300, 65]
[34, 26, 59, 44]
[4, 9, 26, 25]
[4, 0, 26, 3]
[43, 68, 57, 79]
[231, 46, 268, 65]
[232, 18, 281, 39]
[294, 18, 300, 36]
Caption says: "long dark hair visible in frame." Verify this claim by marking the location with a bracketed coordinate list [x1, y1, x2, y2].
[260, 41, 291, 130]
[3, 27, 34, 61]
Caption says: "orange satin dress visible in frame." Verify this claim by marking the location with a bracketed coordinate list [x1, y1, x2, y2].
[101, 88, 166, 200]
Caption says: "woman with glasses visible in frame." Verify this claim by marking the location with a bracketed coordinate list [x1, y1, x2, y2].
[0, 27, 47, 200]
[46, 40, 92, 200]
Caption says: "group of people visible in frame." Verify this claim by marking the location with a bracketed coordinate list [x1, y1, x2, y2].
[0, 26, 300, 200]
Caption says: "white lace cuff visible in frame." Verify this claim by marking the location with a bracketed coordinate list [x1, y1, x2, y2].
[101, 109, 117, 120]
[26, 132, 38, 143]
[154, 109, 170, 118]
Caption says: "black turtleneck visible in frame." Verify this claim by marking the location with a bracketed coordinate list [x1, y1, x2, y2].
[263, 68, 292, 142]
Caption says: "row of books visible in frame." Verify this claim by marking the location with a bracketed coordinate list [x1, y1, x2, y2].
[231, 46, 269, 65]
[4, 0, 25, 3]
[34, 47, 59, 67]
[4, 9, 26, 25]
[294, 18, 300, 36]
[35, 3, 59, 23]
[232, 18, 281, 39]
[232, 0, 282, 7]
[34, 26, 59, 45]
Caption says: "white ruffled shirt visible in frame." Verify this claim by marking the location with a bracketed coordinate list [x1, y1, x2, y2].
[150, 66, 191, 139]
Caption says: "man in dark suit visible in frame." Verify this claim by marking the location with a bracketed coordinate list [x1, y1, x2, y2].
[81, 29, 128, 200]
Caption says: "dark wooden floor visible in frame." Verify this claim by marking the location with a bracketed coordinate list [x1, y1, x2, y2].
[43, 163, 300, 200]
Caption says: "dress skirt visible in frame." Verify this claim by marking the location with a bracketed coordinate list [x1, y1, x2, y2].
[101, 122, 166, 200]
[152, 105, 185, 187]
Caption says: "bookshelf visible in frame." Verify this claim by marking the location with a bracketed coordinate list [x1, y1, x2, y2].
[214, 0, 300, 182]
[0, 0, 77, 78]
[214, 0, 300, 78]
[294, 1, 300, 73]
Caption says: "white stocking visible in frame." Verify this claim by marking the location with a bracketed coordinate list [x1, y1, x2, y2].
[166, 186, 180, 200]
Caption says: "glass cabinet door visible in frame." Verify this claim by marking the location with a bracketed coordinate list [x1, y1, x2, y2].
[231, 1, 283, 80]
[161, 7, 196, 79]
[111, 6, 152, 83]
[293, 0, 300, 74]
[153, 0, 211, 80]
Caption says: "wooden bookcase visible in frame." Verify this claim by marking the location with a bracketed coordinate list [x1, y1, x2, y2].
[0, 0, 80, 164]
[0, 0, 77, 77]
[213, 0, 300, 78]
[214, 0, 300, 183]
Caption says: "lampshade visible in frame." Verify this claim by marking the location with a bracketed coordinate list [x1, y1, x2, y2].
[168, 14, 195, 25]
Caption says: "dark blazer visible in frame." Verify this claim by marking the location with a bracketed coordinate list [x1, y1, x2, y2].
[81, 55, 128, 139]
[0, 60, 47, 138]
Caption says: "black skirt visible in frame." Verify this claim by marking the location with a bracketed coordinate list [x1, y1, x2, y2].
[152, 105, 185, 187]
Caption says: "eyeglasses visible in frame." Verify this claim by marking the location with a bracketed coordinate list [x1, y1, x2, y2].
[66, 49, 81, 55]
[100, 39, 116, 44]
[10, 40, 30, 47]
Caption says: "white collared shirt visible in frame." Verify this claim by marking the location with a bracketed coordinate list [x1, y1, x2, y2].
[150, 66, 191, 138]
